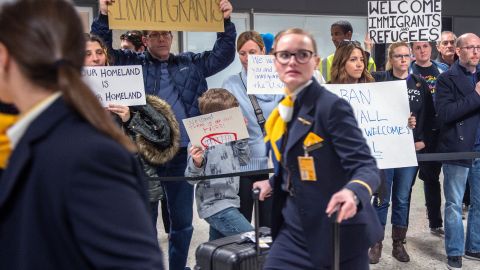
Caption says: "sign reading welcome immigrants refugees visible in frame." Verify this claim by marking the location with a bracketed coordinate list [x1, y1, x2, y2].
[82, 65, 147, 107]
[324, 81, 418, 169]
[108, 0, 224, 32]
[368, 0, 442, 43]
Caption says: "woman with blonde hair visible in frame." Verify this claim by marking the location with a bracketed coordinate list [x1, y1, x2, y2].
[368, 41, 432, 264]
[222, 30, 283, 227]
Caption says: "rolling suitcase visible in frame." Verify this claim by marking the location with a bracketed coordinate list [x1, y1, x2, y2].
[194, 189, 269, 270]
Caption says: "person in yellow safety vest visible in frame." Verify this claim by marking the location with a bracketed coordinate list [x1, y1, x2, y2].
[320, 20, 376, 82]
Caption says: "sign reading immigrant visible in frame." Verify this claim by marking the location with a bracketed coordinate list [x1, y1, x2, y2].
[324, 81, 417, 169]
[247, 55, 285, 95]
[82, 65, 146, 107]
[368, 0, 442, 43]
[183, 107, 249, 148]
[108, 0, 224, 32]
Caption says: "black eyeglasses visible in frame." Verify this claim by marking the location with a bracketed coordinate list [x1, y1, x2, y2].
[147, 31, 171, 40]
[273, 50, 315, 64]
[392, 54, 411, 59]
[338, 39, 362, 48]
[460, 46, 480, 52]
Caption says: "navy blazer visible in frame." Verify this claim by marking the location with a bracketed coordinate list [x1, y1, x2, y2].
[0, 97, 164, 269]
[270, 81, 383, 268]
[436, 61, 480, 167]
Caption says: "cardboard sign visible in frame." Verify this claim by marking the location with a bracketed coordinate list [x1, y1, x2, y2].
[108, 0, 224, 32]
[82, 65, 146, 107]
[247, 55, 285, 95]
[324, 81, 417, 169]
[182, 107, 249, 148]
[368, 0, 442, 43]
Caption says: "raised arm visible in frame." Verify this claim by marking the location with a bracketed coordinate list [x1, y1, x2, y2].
[190, 0, 237, 78]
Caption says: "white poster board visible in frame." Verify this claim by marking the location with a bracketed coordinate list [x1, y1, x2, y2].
[368, 0, 442, 43]
[82, 65, 146, 107]
[247, 55, 285, 95]
[324, 81, 417, 169]
[182, 107, 249, 148]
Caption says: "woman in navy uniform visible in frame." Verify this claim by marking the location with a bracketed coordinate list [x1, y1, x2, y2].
[254, 28, 382, 269]
[0, 0, 163, 269]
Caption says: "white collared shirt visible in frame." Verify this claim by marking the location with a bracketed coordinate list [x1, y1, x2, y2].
[7, 92, 62, 149]
[289, 80, 313, 102]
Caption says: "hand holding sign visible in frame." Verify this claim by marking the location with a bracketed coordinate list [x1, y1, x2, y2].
[107, 104, 131, 123]
[219, 0, 233, 19]
[99, 0, 112, 15]
[189, 145, 205, 168]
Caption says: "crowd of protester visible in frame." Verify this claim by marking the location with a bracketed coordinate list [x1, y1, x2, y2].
[0, 0, 479, 269]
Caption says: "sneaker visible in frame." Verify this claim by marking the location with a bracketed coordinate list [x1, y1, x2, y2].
[464, 251, 480, 261]
[430, 227, 445, 237]
[447, 256, 462, 269]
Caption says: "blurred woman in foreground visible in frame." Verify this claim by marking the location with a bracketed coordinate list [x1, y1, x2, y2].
[0, 0, 163, 269]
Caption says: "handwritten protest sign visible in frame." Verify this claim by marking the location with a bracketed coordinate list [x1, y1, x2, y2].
[368, 0, 442, 43]
[247, 55, 285, 95]
[108, 0, 224, 32]
[183, 107, 249, 148]
[324, 81, 417, 169]
[82, 65, 146, 107]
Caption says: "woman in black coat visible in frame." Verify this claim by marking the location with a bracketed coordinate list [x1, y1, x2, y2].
[0, 0, 164, 269]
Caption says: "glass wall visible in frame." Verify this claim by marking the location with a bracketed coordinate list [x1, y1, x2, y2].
[183, 13, 368, 88]
[183, 13, 250, 88]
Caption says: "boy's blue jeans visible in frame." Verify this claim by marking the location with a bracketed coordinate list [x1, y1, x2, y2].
[205, 207, 254, 241]
[443, 150, 480, 256]
[374, 167, 417, 227]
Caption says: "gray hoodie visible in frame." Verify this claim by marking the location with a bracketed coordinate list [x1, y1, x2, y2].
[185, 139, 250, 219]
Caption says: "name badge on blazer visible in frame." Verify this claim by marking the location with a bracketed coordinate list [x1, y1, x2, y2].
[297, 132, 324, 181]
[298, 156, 317, 181]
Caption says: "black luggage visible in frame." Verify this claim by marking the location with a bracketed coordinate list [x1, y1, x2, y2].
[194, 189, 269, 270]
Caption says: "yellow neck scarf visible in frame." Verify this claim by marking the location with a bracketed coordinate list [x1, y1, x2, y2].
[264, 94, 294, 162]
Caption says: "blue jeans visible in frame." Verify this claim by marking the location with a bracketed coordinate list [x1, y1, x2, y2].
[156, 148, 194, 270]
[466, 151, 480, 253]
[374, 167, 417, 227]
[205, 207, 254, 241]
[444, 145, 480, 256]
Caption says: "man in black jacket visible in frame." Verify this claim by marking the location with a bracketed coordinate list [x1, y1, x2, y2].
[436, 33, 480, 270]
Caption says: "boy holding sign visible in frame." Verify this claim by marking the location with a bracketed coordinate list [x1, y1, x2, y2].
[185, 89, 253, 240]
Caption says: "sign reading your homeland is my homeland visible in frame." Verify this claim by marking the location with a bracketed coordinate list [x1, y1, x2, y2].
[82, 65, 146, 107]
[108, 0, 225, 32]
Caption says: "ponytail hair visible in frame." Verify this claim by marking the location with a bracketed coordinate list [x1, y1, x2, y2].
[0, 0, 135, 152]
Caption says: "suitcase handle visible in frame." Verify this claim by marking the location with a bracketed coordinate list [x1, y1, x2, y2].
[330, 210, 340, 270]
[252, 188, 261, 257]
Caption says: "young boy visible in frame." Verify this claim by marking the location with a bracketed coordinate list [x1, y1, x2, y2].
[186, 88, 253, 241]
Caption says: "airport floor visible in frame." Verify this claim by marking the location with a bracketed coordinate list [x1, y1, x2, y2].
[156, 175, 478, 270]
